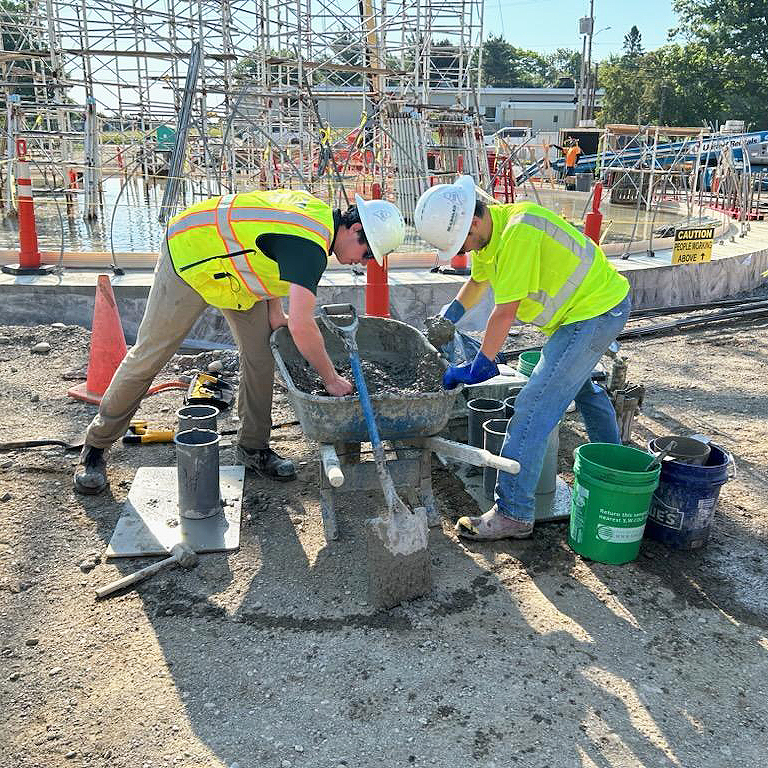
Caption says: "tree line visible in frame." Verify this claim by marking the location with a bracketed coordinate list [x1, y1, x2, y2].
[480, 2, 768, 130]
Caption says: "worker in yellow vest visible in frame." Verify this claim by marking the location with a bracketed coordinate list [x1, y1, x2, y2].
[415, 176, 630, 540]
[74, 189, 405, 495]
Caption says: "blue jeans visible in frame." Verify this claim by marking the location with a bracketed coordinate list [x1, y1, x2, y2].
[496, 294, 631, 523]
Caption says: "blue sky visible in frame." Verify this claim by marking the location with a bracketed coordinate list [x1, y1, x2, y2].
[483, 0, 681, 59]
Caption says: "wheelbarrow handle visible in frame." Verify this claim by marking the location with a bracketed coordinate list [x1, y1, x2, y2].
[318, 303, 359, 344]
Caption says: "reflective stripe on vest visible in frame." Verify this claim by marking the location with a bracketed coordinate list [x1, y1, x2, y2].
[216, 194, 272, 299]
[229, 206, 332, 247]
[509, 212, 596, 328]
[166, 210, 216, 238]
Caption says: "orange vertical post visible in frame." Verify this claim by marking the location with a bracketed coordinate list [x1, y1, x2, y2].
[365, 182, 389, 317]
[2, 139, 53, 276]
[584, 182, 603, 244]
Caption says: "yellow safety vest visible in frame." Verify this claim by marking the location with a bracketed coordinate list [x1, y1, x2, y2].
[166, 189, 335, 310]
[471, 202, 629, 335]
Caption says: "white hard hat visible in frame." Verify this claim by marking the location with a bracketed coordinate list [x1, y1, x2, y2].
[355, 194, 406, 266]
[414, 175, 476, 259]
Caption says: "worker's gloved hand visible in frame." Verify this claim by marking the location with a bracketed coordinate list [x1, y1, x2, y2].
[426, 299, 465, 349]
[442, 352, 499, 390]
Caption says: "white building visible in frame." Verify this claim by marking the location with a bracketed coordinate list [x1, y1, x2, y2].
[309, 86, 603, 133]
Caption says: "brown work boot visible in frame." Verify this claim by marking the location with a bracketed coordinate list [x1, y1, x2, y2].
[73, 445, 108, 495]
[236, 445, 296, 481]
[456, 506, 533, 541]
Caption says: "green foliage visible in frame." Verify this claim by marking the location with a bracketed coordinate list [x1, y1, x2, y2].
[598, 42, 761, 128]
[0, 0, 54, 99]
[545, 48, 582, 88]
[622, 26, 644, 59]
[481, 35, 577, 88]
[669, 0, 768, 127]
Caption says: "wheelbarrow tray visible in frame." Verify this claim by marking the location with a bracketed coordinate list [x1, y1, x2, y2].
[271, 315, 459, 443]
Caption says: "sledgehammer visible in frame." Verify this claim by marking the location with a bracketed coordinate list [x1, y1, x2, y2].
[95, 543, 198, 599]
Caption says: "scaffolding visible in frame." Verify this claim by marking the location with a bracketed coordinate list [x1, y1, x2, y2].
[0, 0, 487, 259]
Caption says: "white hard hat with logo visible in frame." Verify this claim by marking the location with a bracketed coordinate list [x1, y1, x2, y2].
[414, 175, 477, 259]
[355, 194, 406, 266]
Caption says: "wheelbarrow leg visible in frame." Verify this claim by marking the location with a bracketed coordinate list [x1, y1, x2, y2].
[320, 487, 338, 542]
[419, 446, 440, 528]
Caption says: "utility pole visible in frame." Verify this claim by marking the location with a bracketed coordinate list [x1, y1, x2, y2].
[576, 1, 594, 126]
[585, 0, 595, 122]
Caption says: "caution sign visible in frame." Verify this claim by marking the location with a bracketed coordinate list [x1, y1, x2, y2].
[671, 226, 715, 265]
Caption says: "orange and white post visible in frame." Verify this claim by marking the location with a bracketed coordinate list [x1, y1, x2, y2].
[2, 138, 53, 275]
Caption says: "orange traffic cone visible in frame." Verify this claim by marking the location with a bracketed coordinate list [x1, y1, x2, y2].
[68, 275, 128, 405]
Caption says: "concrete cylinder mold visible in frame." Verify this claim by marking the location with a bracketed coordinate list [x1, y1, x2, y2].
[175, 428, 222, 519]
[176, 404, 219, 433]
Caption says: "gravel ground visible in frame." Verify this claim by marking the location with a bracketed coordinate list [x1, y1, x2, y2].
[1, 305, 767, 768]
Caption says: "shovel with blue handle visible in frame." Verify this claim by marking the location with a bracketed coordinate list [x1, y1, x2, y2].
[319, 304, 431, 609]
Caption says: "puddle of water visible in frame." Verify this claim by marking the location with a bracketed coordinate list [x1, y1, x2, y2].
[0, 176, 188, 253]
[1, 177, 695, 255]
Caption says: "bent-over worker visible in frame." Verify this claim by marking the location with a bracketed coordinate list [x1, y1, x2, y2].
[74, 189, 405, 495]
[415, 176, 630, 540]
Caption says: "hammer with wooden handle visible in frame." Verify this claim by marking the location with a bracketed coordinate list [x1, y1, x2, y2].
[95, 542, 198, 599]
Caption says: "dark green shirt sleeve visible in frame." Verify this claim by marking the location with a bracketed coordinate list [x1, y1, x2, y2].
[254, 233, 328, 295]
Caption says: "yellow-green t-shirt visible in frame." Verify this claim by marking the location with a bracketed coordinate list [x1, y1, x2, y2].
[470, 202, 629, 336]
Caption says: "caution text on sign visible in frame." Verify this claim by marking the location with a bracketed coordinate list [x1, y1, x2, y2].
[671, 226, 715, 265]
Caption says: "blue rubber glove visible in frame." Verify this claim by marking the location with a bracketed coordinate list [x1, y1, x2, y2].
[443, 352, 499, 390]
[442, 361, 473, 390]
[443, 299, 465, 325]
[469, 351, 499, 383]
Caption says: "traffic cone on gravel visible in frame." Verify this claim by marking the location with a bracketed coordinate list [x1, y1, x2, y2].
[68, 275, 127, 405]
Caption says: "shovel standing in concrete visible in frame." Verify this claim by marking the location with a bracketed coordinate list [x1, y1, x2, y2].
[319, 305, 431, 609]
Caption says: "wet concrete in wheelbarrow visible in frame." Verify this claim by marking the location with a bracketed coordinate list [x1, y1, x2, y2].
[287, 353, 444, 396]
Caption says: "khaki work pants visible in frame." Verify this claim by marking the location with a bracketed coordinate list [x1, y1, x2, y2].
[85, 242, 273, 451]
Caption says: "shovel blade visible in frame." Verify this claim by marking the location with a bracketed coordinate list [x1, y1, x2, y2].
[366, 506, 431, 610]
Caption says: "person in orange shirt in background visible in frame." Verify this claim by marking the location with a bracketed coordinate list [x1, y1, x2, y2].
[553, 138, 582, 179]
[565, 138, 582, 177]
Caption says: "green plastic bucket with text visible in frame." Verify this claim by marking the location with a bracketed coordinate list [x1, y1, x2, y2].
[569, 443, 661, 565]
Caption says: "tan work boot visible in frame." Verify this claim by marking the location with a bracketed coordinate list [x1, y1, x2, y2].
[73, 445, 108, 495]
[456, 506, 533, 540]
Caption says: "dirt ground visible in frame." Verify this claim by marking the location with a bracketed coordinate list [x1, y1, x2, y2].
[1, 306, 767, 768]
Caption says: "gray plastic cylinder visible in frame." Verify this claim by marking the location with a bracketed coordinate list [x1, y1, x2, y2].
[536, 425, 559, 495]
[176, 404, 220, 433]
[482, 420, 559, 500]
[175, 428, 222, 519]
[483, 418, 510, 499]
[468, 398, 505, 449]
[503, 395, 517, 419]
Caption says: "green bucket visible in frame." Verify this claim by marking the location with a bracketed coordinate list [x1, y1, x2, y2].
[569, 443, 661, 565]
[517, 349, 541, 377]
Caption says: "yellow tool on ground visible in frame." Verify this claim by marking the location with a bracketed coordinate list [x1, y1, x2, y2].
[122, 420, 175, 445]
[186, 371, 235, 411]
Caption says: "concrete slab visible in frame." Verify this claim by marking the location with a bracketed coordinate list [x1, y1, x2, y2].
[450, 460, 572, 523]
[1, 218, 767, 341]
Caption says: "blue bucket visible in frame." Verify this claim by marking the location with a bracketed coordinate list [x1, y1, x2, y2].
[645, 442, 730, 549]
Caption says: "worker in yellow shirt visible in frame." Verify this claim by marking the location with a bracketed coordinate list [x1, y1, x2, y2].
[74, 189, 405, 495]
[416, 176, 630, 540]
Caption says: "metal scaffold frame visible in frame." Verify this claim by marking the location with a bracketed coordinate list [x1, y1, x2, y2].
[0, 0, 487, 262]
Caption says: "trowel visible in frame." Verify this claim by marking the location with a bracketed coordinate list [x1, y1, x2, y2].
[319, 304, 431, 609]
